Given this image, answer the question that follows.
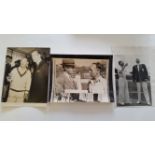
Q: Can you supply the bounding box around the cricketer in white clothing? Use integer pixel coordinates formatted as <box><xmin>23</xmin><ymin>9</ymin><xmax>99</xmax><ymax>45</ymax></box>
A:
<box><xmin>7</xmin><ymin>58</ymin><xmax>32</xmax><ymax>103</ymax></box>
<box><xmin>88</xmin><ymin>63</ymin><xmax>109</xmax><ymax>102</ymax></box>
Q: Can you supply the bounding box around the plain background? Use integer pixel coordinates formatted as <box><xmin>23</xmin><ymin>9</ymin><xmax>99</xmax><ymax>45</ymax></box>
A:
<box><xmin>0</xmin><ymin>34</ymin><xmax>155</xmax><ymax>121</ymax></box>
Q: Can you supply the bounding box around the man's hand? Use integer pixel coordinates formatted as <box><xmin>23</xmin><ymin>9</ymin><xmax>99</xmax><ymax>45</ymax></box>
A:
<box><xmin>24</xmin><ymin>92</ymin><xmax>29</xmax><ymax>102</ymax></box>
<box><xmin>7</xmin><ymin>75</ymin><xmax>12</xmax><ymax>82</ymax></box>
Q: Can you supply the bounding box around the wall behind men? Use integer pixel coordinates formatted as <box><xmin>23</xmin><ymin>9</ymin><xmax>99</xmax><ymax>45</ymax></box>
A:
<box><xmin>0</xmin><ymin>34</ymin><xmax>155</xmax><ymax>121</ymax></box>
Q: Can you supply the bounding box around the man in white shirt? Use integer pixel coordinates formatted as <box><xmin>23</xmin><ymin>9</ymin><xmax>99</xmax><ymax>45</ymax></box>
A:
<box><xmin>7</xmin><ymin>58</ymin><xmax>32</xmax><ymax>103</ymax></box>
<box><xmin>88</xmin><ymin>63</ymin><xmax>109</xmax><ymax>102</ymax></box>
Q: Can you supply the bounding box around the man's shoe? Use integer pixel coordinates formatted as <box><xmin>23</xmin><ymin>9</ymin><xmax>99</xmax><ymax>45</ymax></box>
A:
<box><xmin>136</xmin><ymin>101</ymin><xmax>141</xmax><ymax>104</ymax></box>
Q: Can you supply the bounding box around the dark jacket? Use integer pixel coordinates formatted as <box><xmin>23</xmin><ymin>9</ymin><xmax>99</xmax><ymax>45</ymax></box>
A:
<box><xmin>132</xmin><ymin>64</ymin><xmax>149</xmax><ymax>82</ymax></box>
<box><xmin>28</xmin><ymin>61</ymin><xmax>49</xmax><ymax>103</ymax></box>
<box><xmin>4</xmin><ymin>63</ymin><xmax>12</xmax><ymax>85</ymax></box>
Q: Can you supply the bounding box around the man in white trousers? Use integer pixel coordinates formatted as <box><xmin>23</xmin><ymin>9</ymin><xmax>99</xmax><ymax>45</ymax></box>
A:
<box><xmin>132</xmin><ymin>58</ymin><xmax>151</xmax><ymax>105</ymax></box>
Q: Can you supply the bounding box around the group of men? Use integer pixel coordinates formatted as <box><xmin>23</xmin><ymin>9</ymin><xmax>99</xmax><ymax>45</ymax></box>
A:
<box><xmin>4</xmin><ymin>53</ymin><xmax>150</xmax><ymax>104</ymax></box>
<box><xmin>117</xmin><ymin>58</ymin><xmax>151</xmax><ymax>105</ymax></box>
<box><xmin>55</xmin><ymin>59</ymin><xmax>108</xmax><ymax>102</ymax></box>
<box><xmin>2</xmin><ymin>50</ymin><xmax>49</xmax><ymax>103</ymax></box>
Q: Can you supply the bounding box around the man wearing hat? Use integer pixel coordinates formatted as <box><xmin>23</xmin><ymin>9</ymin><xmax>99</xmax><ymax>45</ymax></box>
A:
<box><xmin>55</xmin><ymin>59</ymin><xmax>78</xmax><ymax>102</ymax></box>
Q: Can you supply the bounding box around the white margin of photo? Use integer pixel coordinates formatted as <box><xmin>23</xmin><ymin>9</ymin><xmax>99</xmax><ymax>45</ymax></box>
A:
<box><xmin>112</xmin><ymin>47</ymin><xmax>153</xmax><ymax>108</ymax></box>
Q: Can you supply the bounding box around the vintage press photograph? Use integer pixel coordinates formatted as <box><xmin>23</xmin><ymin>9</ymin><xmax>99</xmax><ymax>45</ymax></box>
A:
<box><xmin>114</xmin><ymin>54</ymin><xmax>152</xmax><ymax>106</ymax></box>
<box><xmin>50</xmin><ymin>55</ymin><xmax>114</xmax><ymax>103</ymax></box>
<box><xmin>1</xmin><ymin>47</ymin><xmax>50</xmax><ymax>104</ymax></box>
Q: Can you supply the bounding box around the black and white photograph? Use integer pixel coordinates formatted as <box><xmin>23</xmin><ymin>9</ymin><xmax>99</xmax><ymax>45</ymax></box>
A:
<box><xmin>50</xmin><ymin>55</ymin><xmax>114</xmax><ymax>103</ymax></box>
<box><xmin>1</xmin><ymin>47</ymin><xmax>50</xmax><ymax>104</ymax></box>
<box><xmin>114</xmin><ymin>54</ymin><xmax>152</xmax><ymax>107</ymax></box>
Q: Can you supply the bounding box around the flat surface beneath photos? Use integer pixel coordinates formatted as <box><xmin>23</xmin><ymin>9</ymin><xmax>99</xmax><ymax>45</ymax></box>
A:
<box><xmin>1</xmin><ymin>35</ymin><xmax>155</xmax><ymax>121</ymax></box>
<box><xmin>0</xmin><ymin>102</ymin><xmax>155</xmax><ymax>121</ymax></box>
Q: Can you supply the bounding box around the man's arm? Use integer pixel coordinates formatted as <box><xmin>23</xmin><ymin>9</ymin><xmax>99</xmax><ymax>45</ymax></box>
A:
<box><xmin>25</xmin><ymin>71</ymin><xmax>32</xmax><ymax>101</ymax></box>
<box><xmin>7</xmin><ymin>69</ymin><xmax>15</xmax><ymax>82</ymax></box>
<box><xmin>55</xmin><ymin>76</ymin><xmax>64</xmax><ymax>94</ymax></box>
<box><xmin>142</xmin><ymin>64</ymin><xmax>149</xmax><ymax>80</ymax></box>
<box><xmin>132</xmin><ymin>66</ymin><xmax>136</xmax><ymax>82</ymax></box>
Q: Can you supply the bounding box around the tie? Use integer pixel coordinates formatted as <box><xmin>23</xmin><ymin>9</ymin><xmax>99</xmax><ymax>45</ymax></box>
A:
<box><xmin>137</xmin><ymin>65</ymin><xmax>140</xmax><ymax>71</ymax></box>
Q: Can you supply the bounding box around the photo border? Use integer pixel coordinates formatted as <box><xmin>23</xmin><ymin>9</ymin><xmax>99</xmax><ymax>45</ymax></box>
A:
<box><xmin>1</xmin><ymin>47</ymin><xmax>51</xmax><ymax>107</ymax></box>
<box><xmin>49</xmin><ymin>54</ymin><xmax>114</xmax><ymax>103</ymax></box>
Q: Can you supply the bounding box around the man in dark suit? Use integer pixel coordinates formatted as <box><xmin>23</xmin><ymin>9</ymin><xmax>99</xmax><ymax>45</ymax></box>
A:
<box><xmin>2</xmin><ymin>55</ymin><xmax>12</xmax><ymax>102</ymax></box>
<box><xmin>132</xmin><ymin>58</ymin><xmax>151</xmax><ymax>105</ymax></box>
<box><xmin>28</xmin><ymin>50</ymin><xmax>49</xmax><ymax>103</ymax></box>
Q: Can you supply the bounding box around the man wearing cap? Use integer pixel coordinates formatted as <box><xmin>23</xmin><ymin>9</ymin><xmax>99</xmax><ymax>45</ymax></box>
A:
<box><xmin>55</xmin><ymin>59</ymin><xmax>78</xmax><ymax>102</ymax></box>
